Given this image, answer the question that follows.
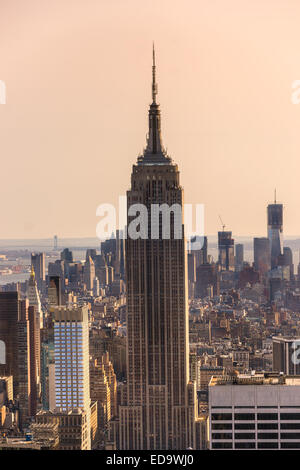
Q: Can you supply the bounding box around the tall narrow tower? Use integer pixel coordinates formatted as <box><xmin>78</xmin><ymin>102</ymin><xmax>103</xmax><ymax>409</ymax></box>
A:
<box><xmin>119</xmin><ymin>47</ymin><xmax>196</xmax><ymax>450</ymax></box>
<box><xmin>27</xmin><ymin>267</ymin><xmax>42</xmax><ymax>328</ymax></box>
<box><xmin>53</xmin><ymin>305</ymin><xmax>91</xmax><ymax>448</ymax></box>
<box><xmin>31</xmin><ymin>252</ymin><xmax>45</xmax><ymax>291</ymax></box>
<box><xmin>267</xmin><ymin>192</ymin><xmax>283</xmax><ymax>269</ymax></box>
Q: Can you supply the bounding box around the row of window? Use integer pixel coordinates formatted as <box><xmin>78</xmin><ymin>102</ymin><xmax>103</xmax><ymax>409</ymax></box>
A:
<box><xmin>212</xmin><ymin>432</ymin><xmax>300</xmax><ymax>440</ymax></box>
<box><xmin>56</xmin><ymin>402</ymin><xmax>84</xmax><ymax>405</ymax></box>
<box><xmin>211</xmin><ymin>406</ymin><xmax>300</xmax><ymax>409</ymax></box>
<box><xmin>54</xmin><ymin>342</ymin><xmax>83</xmax><ymax>345</ymax></box>
<box><xmin>55</xmin><ymin>385</ymin><xmax>84</xmax><ymax>389</ymax></box>
<box><xmin>212</xmin><ymin>422</ymin><xmax>300</xmax><ymax>430</ymax></box>
<box><xmin>212</xmin><ymin>442</ymin><xmax>300</xmax><ymax>449</ymax></box>
<box><xmin>212</xmin><ymin>413</ymin><xmax>300</xmax><ymax>421</ymax></box>
<box><xmin>54</xmin><ymin>324</ymin><xmax>83</xmax><ymax>328</ymax></box>
<box><xmin>55</xmin><ymin>365</ymin><xmax>84</xmax><ymax>369</ymax></box>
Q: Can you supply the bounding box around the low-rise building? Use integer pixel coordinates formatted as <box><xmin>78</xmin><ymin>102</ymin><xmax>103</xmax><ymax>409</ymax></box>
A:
<box><xmin>209</xmin><ymin>372</ymin><xmax>300</xmax><ymax>450</ymax></box>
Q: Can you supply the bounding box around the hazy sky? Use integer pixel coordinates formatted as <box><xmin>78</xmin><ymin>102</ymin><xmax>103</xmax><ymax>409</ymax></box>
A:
<box><xmin>1</xmin><ymin>0</ymin><xmax>300</xmax><ymax>239</ymax></box>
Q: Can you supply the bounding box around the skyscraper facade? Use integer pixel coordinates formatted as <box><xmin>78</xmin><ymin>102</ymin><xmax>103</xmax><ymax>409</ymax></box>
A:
<box><xmin>53</xmin><ymin>305</ymin><xmax>91</xmax><ymax>448</ymax></box>
<box><xmin>18</xmin><ymin>299</ymin><xmax>31</xmax><ymax>427</ymax></box>
<box><xmin>31</xmin><ymin>252</ymin><xmax>45</xmax><ymax>291</ymax></box>
<box><xmin>27</xmin><ymin>267</ymin><xmax>43</xmax><ymax>329</ymax></box>
<box><xmin>28</xmin><ymin>305</ymin><xmax>41</xmax><ymax>417</ymax></box>
<box><xmin>116</xmin><ymin>229</ymin><xmax>125</xmax><ymax>278</ymax></box>
<box><xmin>283</xmin><ymin>247</ymin><xmax>294</xmax><ymax>280</ymax></box>
<box><xmin>272</xmin><ymin>336</ymin><xmax>300</xmax><ymax>375</ymax></box>
<box><xmin>0</xmin><ymin>292</ymin><xmax>20</xmax><ymax>390</ymax></box>
<box><xmin>254</xmin><ymin>237</ymin><xmax>270</xmax><ymax>279</ymax></box>
<box><xmin>209</xmin><ymin>373</ymin><xmax>300</xmax><ymax>450</ymax></box>
<box><xmin>235</xmin><ymin>244</ymin><xmax>244</xmax><ymax>271</ymax></box>
<box><xmin>218</xmin><ymin>231</ymin><xmax>235</xmax><ymax>271</ymax></box>
<box><xmin>83</xmin><ymin>256</ymin><xmax>95</xmax><ymax>292</ymax></box>
<box><xmin>48</xmin><ymin>276</ymin><xmax>62</xmax><ymax>306</ymax></box>
<box><xmin>119</xmin><ymin>49</ymin><xmax>196</xmax><ymax>450</ymax></box>
<box><xmin>195</xmin><ymin>263</ymin><xmax>220</xmax><ymax>298</ymax></box>
<box><xmin>267</xmin><ymin>201</ymin><xmax>283</xmax><ymax>269</ymax></box>
<box><xmin>191</xmin><ymin>236</ymin><xmax>208</xmax><ymax>268</ymax></box>
<box><xmin>53</xmin><ymin>305</ymin><xmax>90</xmax><ymax>412</ymax></box>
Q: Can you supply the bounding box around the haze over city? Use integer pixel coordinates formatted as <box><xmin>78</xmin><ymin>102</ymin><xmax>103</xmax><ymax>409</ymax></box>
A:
<box><xmin>1</xmin><ymin>0</ymin><xmax>300</xmax><ymax>238</ymax></box>
<box><xmin>4</xmin><ymin>0</ymin><xmax>300</xmax><ymax>456</ymax></box>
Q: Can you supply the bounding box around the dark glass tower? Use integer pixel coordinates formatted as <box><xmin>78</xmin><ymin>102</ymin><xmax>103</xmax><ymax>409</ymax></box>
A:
<box><xmin>267</xmin><ymin>197</ymin><xmax>283</xmax><ymax>269</ymax></box>
<box><xmin>254</xmin><ymin>237</ymin><xmax>271</xmax><ymax>279</ymax></box>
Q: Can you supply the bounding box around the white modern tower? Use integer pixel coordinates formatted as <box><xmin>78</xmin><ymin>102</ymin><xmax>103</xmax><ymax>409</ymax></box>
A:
<box><xmin>53</xmin><ymin>305</ymin><xmax>91</xmax><ymax>448</ymax></box>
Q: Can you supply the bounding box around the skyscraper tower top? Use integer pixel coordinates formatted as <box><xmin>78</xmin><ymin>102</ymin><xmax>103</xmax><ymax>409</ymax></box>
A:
<box><xmin>267</xmin><ymin>194</ymin><xmax>283</xmax><ymax>269</ymax></box>
<box><xmin>137</xmin><ymin>46</ymin><xmax>172</xmax><ymax>166</ymax></box>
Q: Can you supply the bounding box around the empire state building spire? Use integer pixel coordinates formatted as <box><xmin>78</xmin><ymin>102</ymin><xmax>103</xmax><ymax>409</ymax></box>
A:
<box><xmin>152</xmin><ymin>43</ymin><xmax>158</xmax><ymax>104</ymax></box>
<box><xmin>137</xmin><ymin>45</ymin><xmax>171</xmax><ymax>165</ymax></box>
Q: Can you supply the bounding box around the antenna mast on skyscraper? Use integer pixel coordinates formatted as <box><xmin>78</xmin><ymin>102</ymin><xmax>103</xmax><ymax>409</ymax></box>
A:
<box><xmin>152</xmin><ymin>42</ymin><xmax>157</xmax><ymax>104</ymax></box>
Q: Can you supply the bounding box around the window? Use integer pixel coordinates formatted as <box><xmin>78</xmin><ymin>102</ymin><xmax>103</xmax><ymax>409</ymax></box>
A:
<box><xmin>280</xmin><ymin>413</ymin><xmax>300</xmax><ymax>420</ymax></box>
<box><xmin>212</xmin><ymin>433</ymin><xmax>232</xmax><ymax>440</ymax></box>
<box><xmin>281</xmin><ymin>442</ymin><xmax>300</xmax><ymax>449</ymax></box>
<box><xmin>235</xmin><ymin>423</ymin><xmax>255</xmax><ymax>430</ymax></box>
<box><xmin>258</xmin><ymin>423</ymin><xmax>278</xmax><ymax>430</ymax></box>
<box><xmin>257</xmin><ymin>413</ymin><xmax>278</xmax><ymax>420</ymax></box>
<box><xmin>234</xmin><ymin>413</ymin><xmax>255</xmax><ymax>421</ymax></box>
<box><xmin>235</xmin><ymin>433</ymin><xmax>255</xmax><ymax>440</ymax></box>
<box><xmin>211</xmin><ymin>413</ymin><xmax>232</xmax><ymax>421</ymax></box>
<box><xmin>212</xmin><ymin>423</ymin><xmax>232</xmax><ymax>430</ymax></box>
<box><xmin>212</xmin><ymin>442</ymin><xmax>232</xmax><ymax>449</ymax></box>
<box><xmin>281</xmin><ymin>423</ymin><xmax>300</xmax><ymax>429</ymax></box>
<box><xmin>281</xmin><ymin>433</ymin><xmax>300</xmax><ymax>439</ymax></box>
<box><xmin>257</xmin><ymin>433</ymin><xmax>278</xmax><ymax>439</ymax></box>
<box><xmin>258</xmin><ymin>442</ymin><xmax>278</xmax><ymax>449</ymax></box>
<box><xmin>235</xmin><ymin>442</ymin><xmax>255</xmax><ymax>449</ymax></box>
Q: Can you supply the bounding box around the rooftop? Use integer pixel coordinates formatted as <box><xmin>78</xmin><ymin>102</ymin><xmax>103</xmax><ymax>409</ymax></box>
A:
<box><xmin>209</xmin><ymin>373</ymin><xmax>300</xmax><ymax>387</ymax></box>
<box><xmin>273</xmin><ymin>336</ymin><xmax>300</xmax><ymax>342</ymax></box>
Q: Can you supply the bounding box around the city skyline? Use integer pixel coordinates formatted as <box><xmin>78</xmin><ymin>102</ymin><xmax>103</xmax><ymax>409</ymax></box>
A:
<box><xmin>1</xmin><ymin>0</ymin><xmax>300</xmax><ymax>238</ymax></box>
<box><xmin>3</xmin><ymin>1</ymin><xmax>300</xmax><ymax>455</ymax></box>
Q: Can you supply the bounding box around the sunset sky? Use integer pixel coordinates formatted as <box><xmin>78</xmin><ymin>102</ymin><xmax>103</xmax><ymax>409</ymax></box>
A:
<box><xmin>1</xmin><ymin>0</ymin><xmax>300</xmax><ymax>239</ymax></box>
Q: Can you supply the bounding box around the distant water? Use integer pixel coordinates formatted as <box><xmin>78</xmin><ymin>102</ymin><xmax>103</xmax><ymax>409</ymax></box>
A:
<box><xmin>0</xmin><ymin>236</ymin><xmax>299</xmax><ymax>286</ymax></box>
<box><xmin>0</xmin><ymin>273</ymin><xmax>30</xmax><ymax>286</ymax></box>
<box><xmin>0</xmin><ymin>238</ymin><xmax>101</xmax><ymax>286</ymax></box>
<box><xmin>0</xmin><ymin>237</ymin><xmax>100</xmax><ymax>251</ymax></box>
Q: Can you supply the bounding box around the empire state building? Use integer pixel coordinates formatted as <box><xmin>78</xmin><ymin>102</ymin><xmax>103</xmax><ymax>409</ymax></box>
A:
<box><xmin>119</xmin><ymin>48</ymin><xmax>197</xmax><ymax>450</ymax></box>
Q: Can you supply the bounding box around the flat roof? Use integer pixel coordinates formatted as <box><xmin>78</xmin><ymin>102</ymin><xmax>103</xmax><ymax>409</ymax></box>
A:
<box><xmin>209</xmin><ymin>374</ymin><xmax>300</xmax><ymax>387</ymax></box>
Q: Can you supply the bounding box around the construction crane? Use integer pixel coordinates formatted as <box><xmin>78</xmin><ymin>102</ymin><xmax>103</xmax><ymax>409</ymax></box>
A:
<box><xmin>219</xmin><ymin>215</ymin><xmax>225</xmax><ymax>231</ymax></box>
